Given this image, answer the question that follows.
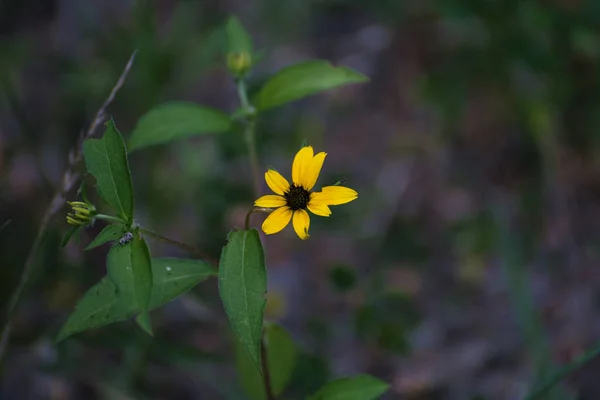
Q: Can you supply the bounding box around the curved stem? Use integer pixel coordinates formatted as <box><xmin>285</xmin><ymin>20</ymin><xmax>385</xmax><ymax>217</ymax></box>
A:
<box><xmin>138</xmin><ymin>228</ymin><xmax>218</xmax><ymax>266</ymax></box>
<box><xmin>245</xmin><ymin>207</ymin><xmax>271</xmax><ymax>230</ymax></box>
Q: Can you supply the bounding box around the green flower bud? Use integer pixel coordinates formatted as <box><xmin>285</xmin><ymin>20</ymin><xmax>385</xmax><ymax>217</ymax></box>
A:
<box><xmin>227</xmin><ymin>51</ymin><xmax>252</xmax><ymax>77</ymax></box>
<box><xmin>66</xmin><ymin>201</ymin><xmax>96</xmax><ymax>226</ymax></box>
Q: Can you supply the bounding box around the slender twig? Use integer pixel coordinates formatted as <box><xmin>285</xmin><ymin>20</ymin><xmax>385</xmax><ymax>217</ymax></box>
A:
<box><xmin>245</xmin><ymin>207</ymin><xmax>271</xmax><ymax>230</ymax></box>
<box><xmin>236</xmin><ymin>79</ymin><xmax>261</xmax><ymax>196</ymax></box>
<box><xmin>0</xmin><ymin>51</ymin><xmax>137</xmax><ymax>367</ymax></box>
<box><xmin>138</xmin><ymin>228</ymin><xmax>218</xmax><ymax>266</ymax></box>
<box><xmin>523</xmin><ymin>342</ymin><xmax>600</xmax><ymax>400</ymax></box>
<box><xmin>261</xmin><ymin>338</ymin><xmax>275</xmax><ymax>400</ymax></box>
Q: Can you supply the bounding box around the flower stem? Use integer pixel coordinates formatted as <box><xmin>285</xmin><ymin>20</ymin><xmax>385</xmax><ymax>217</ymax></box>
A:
<box><xmin>261</xmin><ymin>337</ymin><xmax>275</xmax><ymax>400</ymax></box>
<box><xmin>245</xmin><ymin>207</ymin><xmax>271</xmax><ymax>230</ymax></box>
<box><xmin>95</xmin><ymin>214</ymin><xmax>126</xmax><ymax>224</ymax></box>
<box><xmin>236</xmin><ymin>79</ymin><xmax>261</xmax><ymax>197</ymax></box>
<box><xmin>138</xmin><ymin>227</ymin><xmax>218</xmax><ymax>265</ymax></box>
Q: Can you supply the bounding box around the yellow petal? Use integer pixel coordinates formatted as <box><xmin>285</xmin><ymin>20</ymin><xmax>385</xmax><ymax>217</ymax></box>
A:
<box><xmin>292</xmin><ymin>209</ymin><xmax>310</xmax><ymax>240</ymax></box>
<box><xmin>262</xmin><ymin>206</ymin><xmax>292</xmax><ymax>235</ymax></box>
<box><xmin>304</xmin><ymin>152</ymin><xmax>327</xmax><ymax>190</ymax></box>
<box><xmin>254</xmin><ymin>195</ymin><xmax>287</xmax><ymax>208</ymax></box>
<box><xmin>291</xmin><ymin>146</ymin><xmax>314</xmax><ymax>188</ymax></box>
<box><xmin>310</xmin><ymin>186</ymin><xmax>358</xmax><ymax>206</ymax></box>
<box><xmin>265</xmin><ymin>169</ymin><xmax>290</xmax><ymax>195</ymax></box>
<box><xmin>307</xmin><ymin>202</ymin><xmax>332</xmax><ymax>217</ymax></box>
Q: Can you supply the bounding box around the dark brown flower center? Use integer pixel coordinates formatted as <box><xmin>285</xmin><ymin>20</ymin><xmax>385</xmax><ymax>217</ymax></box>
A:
<box><xmin>284</xmin><ymin>184</ymin><xmax>310</xmax><ymax>210</ymax></box>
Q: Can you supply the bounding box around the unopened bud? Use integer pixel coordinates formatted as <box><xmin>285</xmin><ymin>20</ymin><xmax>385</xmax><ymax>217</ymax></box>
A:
<box><xmin>227</xmin><ymin>51</ymin><xmax>252</xmax><ymax>77</ymax></box>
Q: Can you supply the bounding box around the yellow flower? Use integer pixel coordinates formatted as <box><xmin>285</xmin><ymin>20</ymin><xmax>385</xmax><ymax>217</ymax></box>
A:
<box><xmin>254</xmin><ymin>145</ymin><xmax>358</xmax><ymax>240</ymax></box>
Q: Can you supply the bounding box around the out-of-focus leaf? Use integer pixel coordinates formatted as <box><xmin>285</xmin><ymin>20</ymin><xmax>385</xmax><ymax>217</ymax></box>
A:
<box><xmin>225</xmin><ymin>16</ymin><xmax>253</xmax><ymax>54</ymax></box>
<box><xmin>56</xmin><ymin>257</ymin><xmax>215</xmax><ymax>341</ymax></box>
<box><xmin>308</xmin><ymin>375</ymin><xmax>389</xmax><ymax>400</ymax></box>
<box><xmin>61</xmin><ymin>226</ymin><xmax>83</xmax><ymax>248</ymax></box>
<box><xmin>83</xmin><ymin>119</ymin><xmax>134</xmax><ymax>221</ymax></box>
<box><xmin>253</xmin><ymin>60</ymin><xmax>369</xmax><ymax>111</ymax></box>
<box><xmin>128</xmin><ymin>102</ymin><xmax>232</xmax><ymax>151</ymax></box>
<box><xmin>237</xmin><ymin>323</ymin><xmax>298</xmax><ymax>400</ymax></box>
<box><xmin>218</xmin><ymin>229</ymin><xmax>267</xmax><ymax>370</ymax></box>
<box><xmin>85</xmin><ymin>224</ymin><xmax>126</xmax><ymax>250</ymax></box>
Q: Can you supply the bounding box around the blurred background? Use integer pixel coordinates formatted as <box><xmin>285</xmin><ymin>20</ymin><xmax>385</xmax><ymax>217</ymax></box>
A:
<box><xmin>3</xmin><ymin>0</ymin><xmax>600</xmax><ymax>399</ymax></box>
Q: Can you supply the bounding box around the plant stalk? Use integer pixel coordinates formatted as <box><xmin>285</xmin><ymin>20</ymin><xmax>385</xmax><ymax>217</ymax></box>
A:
<box><xmin>261</xmin><ymin>337</ymin><xmax>275</xmax><ymax>400</ymax></box>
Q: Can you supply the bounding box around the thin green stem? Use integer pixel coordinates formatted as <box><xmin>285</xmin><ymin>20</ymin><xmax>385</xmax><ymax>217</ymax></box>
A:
<box><xmin>523</xmin><ymin>342</ymin><xmax>600</xmax><ymax>399</ymax></box>
<box><xmin>95</xmin><ymin>214</ymin><xmax>126</xmax><ymax>224</ymax></box>
<box><xmin>236</xmin><ymin>79</ymin><xmax>261</xmax><ymax>197</ymax></box>
<box><xmin>236</xmin><ymin>79</ymin><xmax>251</xmax><ymax>111</ymax></box>
<box><xmin>493</xmin><ymin>199</ymin><xmax>571</xmax><ymax>400</ymax></box>
<box><xmin>138</xmin><ymin>227</ymin><xmax>218</xmax><ymax>266</ymax></box>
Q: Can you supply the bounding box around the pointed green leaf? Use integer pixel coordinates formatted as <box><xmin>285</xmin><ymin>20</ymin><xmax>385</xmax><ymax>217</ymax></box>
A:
<box><xmin>135</xmin><ymin>313</ymin><xmax>153</xmax><ymax>336</ymax></box>
<box><xmin>149</xmin><ymin>258</ymin><xmax>216</xmax><ymax>307</ymax></box>
<box><xmin>237</xmin><ymin>323</ymin><xmax>298</xmax><ymax>400</ymax></box>
<box><xmin>128</xmin><ymin>102</ymin><xmax>232</xmax><ymax>151</ymax></box>
<box><xmin>56</xmin><ymin>257</ymin><xmax>216</xmax><ymax>342</ymax></box>
<box><xmin>83</xmin><ymin>119</ymin><xmax>134</xmax><ymax>221</ymax></box>
<box><xmin>253</xmin><ymin>60</ymin><xmax>369</xmax><ymax>111</ymax></box>
<box><xmin>130</xmin><ymin>234</ymin><xmax>153</xmax><ymax>320</ymax></box>
<box><xmin>226</xmin><ymin>16</ymin><xmax>253</xmax><ymax>54</ymax></box>
<box><xmin>218</xmin><ymin>229</ymin><xmax>267</xmax><ymax>371</ymax></box>
<box><xmin>61</xmin><ymin>226</ymin><xmax>83</xmax><ymax>248</ymax></box>
<box><xmin>308</xmin><ymin>375</ymin><xmax>389</xmax><ymax>400</ymax></box>
<box><xmin>85</xmin><ymin>224</ymin><xmax>126</xmax><ymax>250</ymax></box>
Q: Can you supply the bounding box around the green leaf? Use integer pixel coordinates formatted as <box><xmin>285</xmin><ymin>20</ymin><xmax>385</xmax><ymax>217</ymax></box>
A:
<box><xmin>128</xmin><ymin>102</ymin><xmax>232</xmax><ymax>151</ymax></box>
<box><xmin>253</xmin><ymin>60</ymin><xmax>369</xmax><ymax>111</ymax></box>
<box><xmin>149</xmin><ymin>258</ymin><xmax>216</xmax><ymax>306</ymax></box>
<box><xmin>218</xmin><ymin>229</ymin><xmax>267</xmax><ymax>371</ymax></box>
<box><xmin>135</xmin><ymin>313</ymin><xmax>153</xmax><ymax>336</ymax></box>
<box><xmin>130</xmin><ymin>234</ymin><xmax>153</xmax><ymax>330</ymax></box>
<box><xmin>236</xmin><ymin>323</ymin><xmax>298</xmax><ymax>400</ymax></box>
<box><xmin>83</xmin><ymin>119</ymin><xmax>134</xmax><ymax>221</ymax></box>
<box><xmin>85</xmin><ymin>224</ymin><xmax>126</xmax><ymax>250</ymax></box>
<box><xmin>225</xmin><ymin>16</ymin><xmax>253</xmax><ymax>54</ymax></box>
<box><xmin>57</xmin><ymin>257</ymin><xmax>216</xmax><ymax>342</ymax></box>
<box><xmin>61</xmin><ymin>226</ymin><xmax>83</xmax><ymax>248</ymax></box>
<box><xmin>308</xmin><ymin>375</ymin><xmax>389</xmax><ymax>400</ymax></box>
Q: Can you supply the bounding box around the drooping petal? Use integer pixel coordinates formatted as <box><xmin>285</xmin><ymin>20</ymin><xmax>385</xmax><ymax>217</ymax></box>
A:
<box><xmin>265</xmin><ymin>169</ymin><xmax>290</xmax><ymax>195</ymax></box>
<box><xmin>304</xmin><ymin>152</ymin><xmax>327</xmax><ymax>190</ymax></box>
<box><xmin>291</xmin><ymin>146</ymin><xmax>314</xmax><ymax>188</ymax></box>
<box><xmin>254</xmin><ymin>195</ymin><xmax>287</xmax><ymax>208</ymax></box>
<box><xmin>292</xmin><ymin>209</ymin><xmax>310</xmax><ymax>240</ymax></box>
<box><xmin>310</xmin><ymin>186</ymin><xmax>358</xmax><ymax>206</ymax></box>
<box><xmin>307</xmin><ymin>201</ymin><xmax>332</xmax><ymax>217</ymax></box>
<box><xmin>262</xmin><ymin>206</ymin><xmax>293</xmax><ymax>235</ymax></box>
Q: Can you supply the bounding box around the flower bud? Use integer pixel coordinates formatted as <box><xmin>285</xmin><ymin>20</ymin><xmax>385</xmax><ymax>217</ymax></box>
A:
<box><xmin>66</xmin><ymin>201</ymin><xmax>96</xmax><ymax>226</ymax></box>
<box><xmin>227</xmin><ymin>51</ymin><xmax>252</xmax><ymax>77</ymax></box>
